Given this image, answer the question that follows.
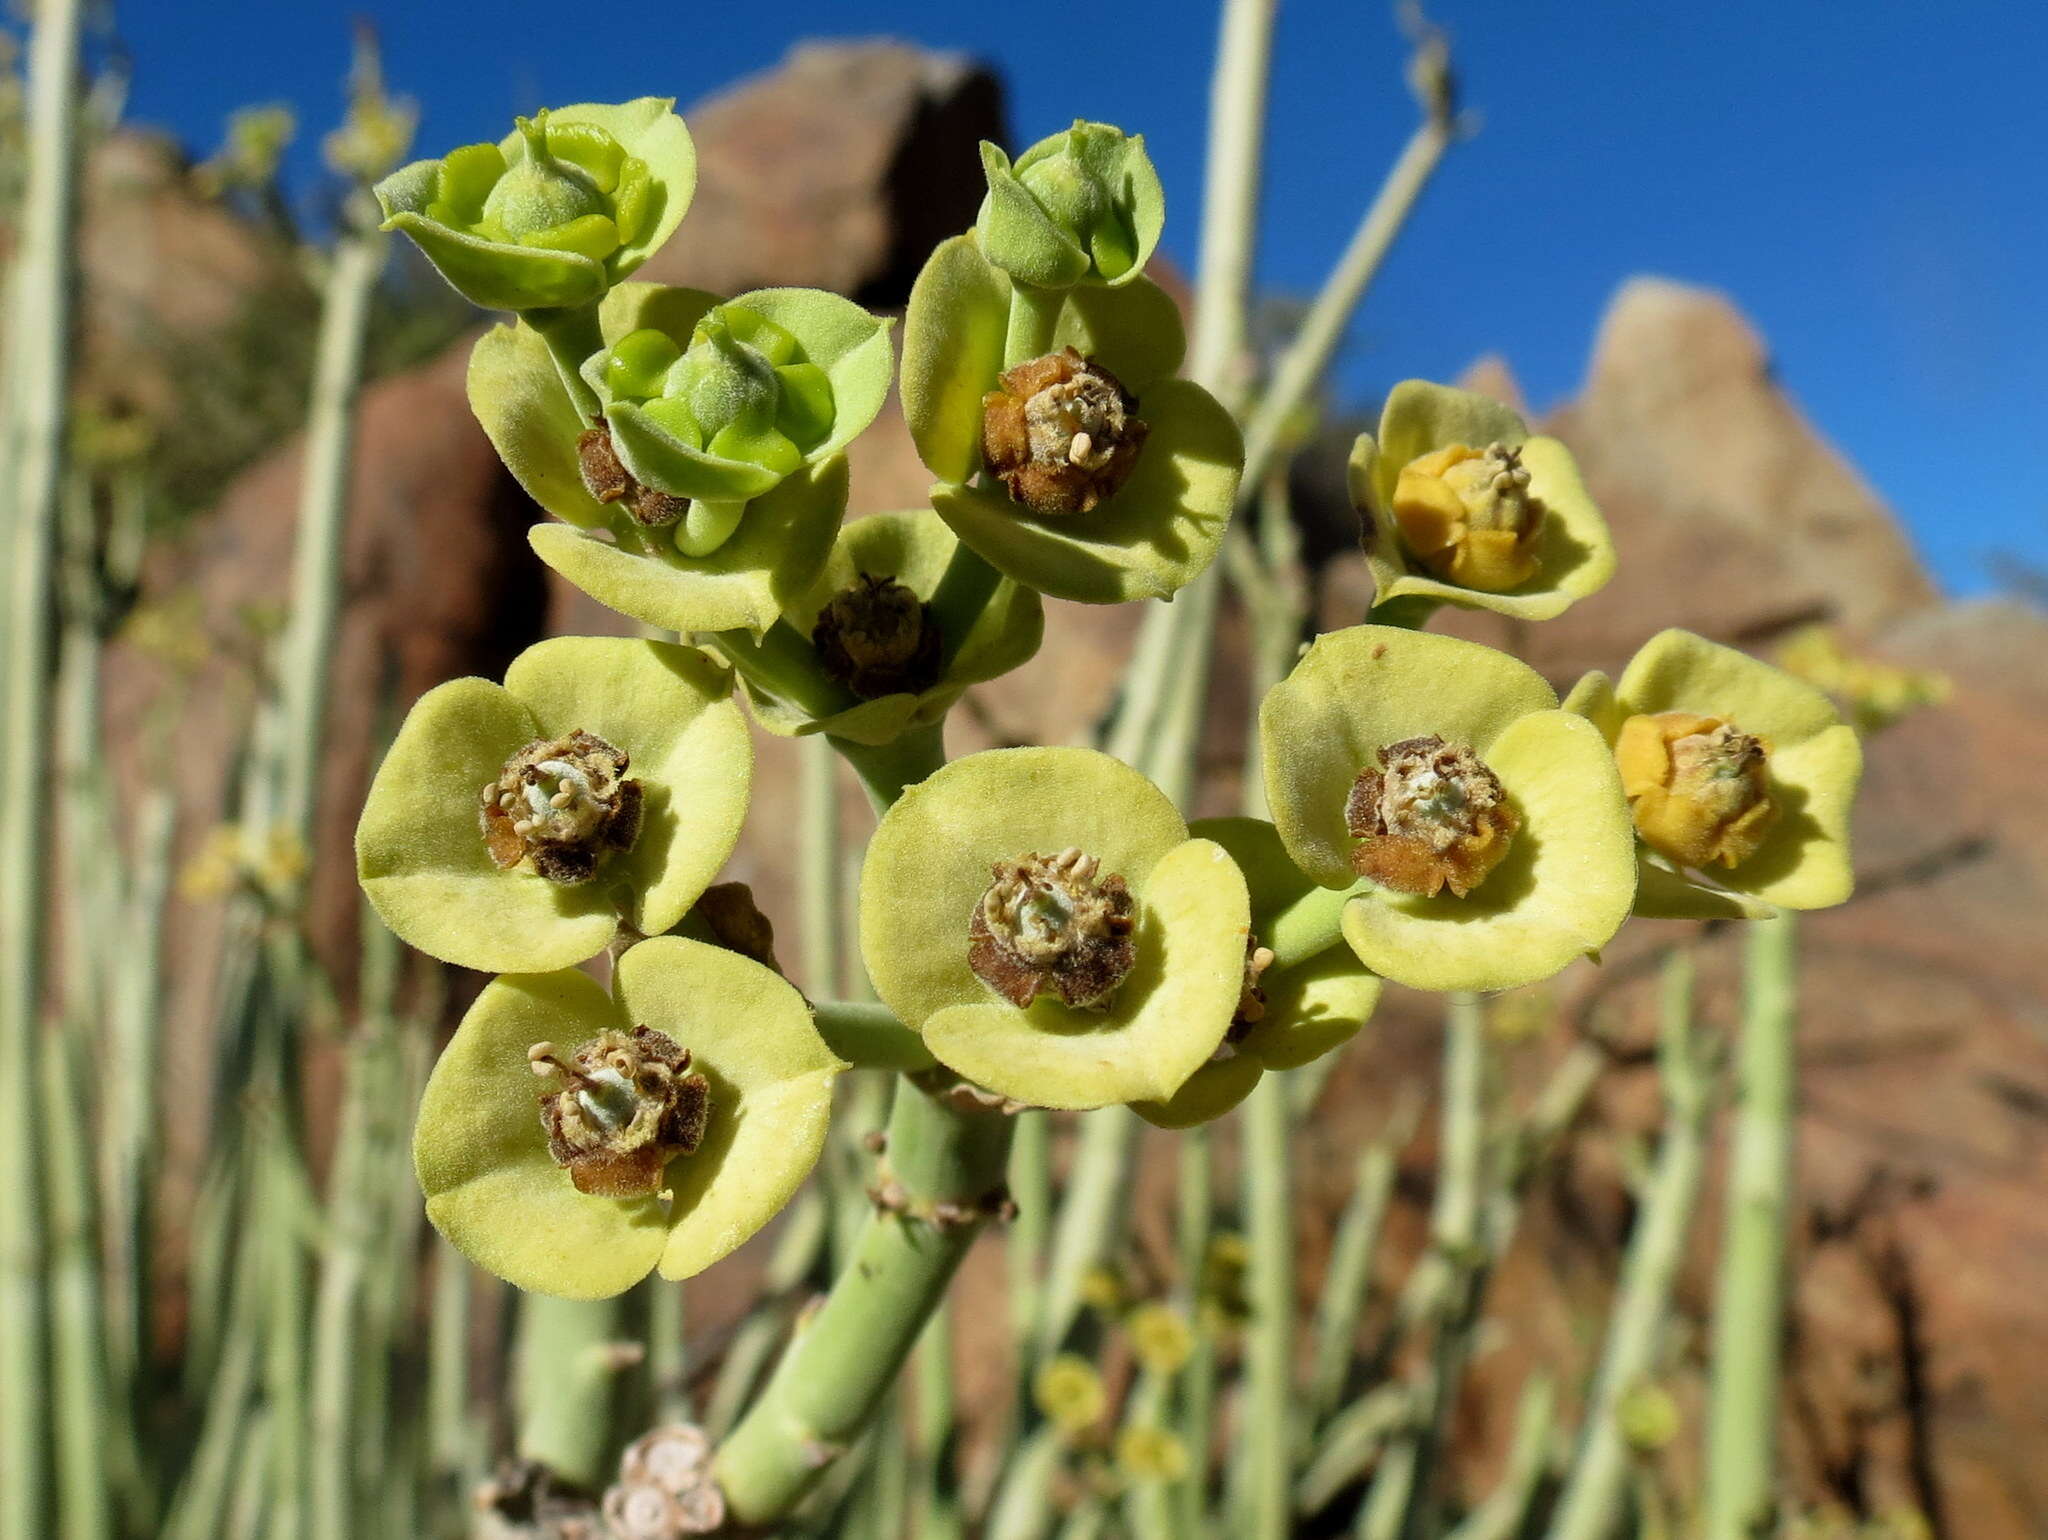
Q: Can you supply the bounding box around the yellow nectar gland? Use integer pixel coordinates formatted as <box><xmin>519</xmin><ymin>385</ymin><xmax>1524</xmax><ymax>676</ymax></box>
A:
<box><xmin>479</xmin><ymin>729</ymin><xmax>643</xmax><ymax>886</ymax></box>
<box><xmin>1346</xmin><ymin>735</ymin><xmax>1520</xmax><ymax>899</ymax></box>
<box><xmin>981</xmin><ymin>347</ymin><xmax>1149</xmax><ymax>516</ymax></box>
<box><xmin>528</xmin><ymin>1026</ymin><xmax>710</xmax><ymax>1199</ymax></box>
<box><xmin>1615</xmin><ymin>711</ymin><xmax>1776</xmax><ymax>871</ymax></box>
<box><xmin>969</xmin><ymin>847</ymin><xmax>1137</xmax><ymax>1010</ymax></box>
<box><xmin>1391</xmin><ymin>441</ymin><xmax>1544</xmax><ymax>592</ymax></box>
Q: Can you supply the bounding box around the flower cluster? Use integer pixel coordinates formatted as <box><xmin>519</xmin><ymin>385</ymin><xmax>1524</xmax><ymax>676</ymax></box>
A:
<box><xmin>364</xmin><ymin>103</ymin><xmax>1862</xmax><ymax>1305</ymax></box>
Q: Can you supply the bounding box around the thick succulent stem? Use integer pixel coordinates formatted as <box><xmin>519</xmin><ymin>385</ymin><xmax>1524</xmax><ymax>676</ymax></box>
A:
<box><xmin>528</xmin><ymin>301</ymin><xmax>607</xmax><ymax>424</ymax></box>
<box><xmin>831</xmin><ymin>720</ymin><xmax>948</xmax><ymax>812</ymax></box>
<box><xmin>516</xmin><ymin>1291</ymin><xmax>626</xmax><ymax>1489</ymax></box>
<box><xmin>1703</xmin><ymin>914</ymin><xmax>1799</xmax><ymax>1539</ymax></box>
<box><xmin>712</xmin><ymin>1081</ymin><xmax>1016</xmax><ymax>1523</ymax></box>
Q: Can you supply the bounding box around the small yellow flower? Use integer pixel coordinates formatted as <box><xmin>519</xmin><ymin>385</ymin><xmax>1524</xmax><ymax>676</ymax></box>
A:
<box><xmin>1033</xmin><ymin>1355</ymin><xmax>1108</xmax><ymax>1435</ymax></box>
<box><xmin>1616</xmin><ymin>1380</ymin><xmax>1680</xmax><ymax>1453</ymax></box>
<box><xmin>1391</xmin><ymin>441</ymin><xmax>1543</xmax><ymax>591</ymax></box>
<box><xmin>1079</xmin><ymin>1265</ymin><xmax>1130</xmax><ymax>1316</ymax></box>
<box><xmin>1124</xmin><ymin>1303</ymin><xmax>1195</xmax><ymax>1376</ymax></box>
<box><xmin>1114</xmin><ymin>1425</ymin><xmax>1189</xmax><ymax>1484</ymax></box>
<box><xmin>1566</xmin><ymin>629</ymin><xmax>1861</xmax><ymax>917</ymax></box>
<box><xmin>1775</xmin><ymin>624</ymin><xmax>1949</xmax><ymax>736</ymax></box>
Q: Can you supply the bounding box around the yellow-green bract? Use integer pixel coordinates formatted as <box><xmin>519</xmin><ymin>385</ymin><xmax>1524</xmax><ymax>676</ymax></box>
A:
<box><xmin>727</xmin><ymin>509</ymin><xmax>1044</xmax><ymax>747</ymax></box>
<box><xmin>860</xmin><ymin>747</ymin><xmax>1251</xmax><ymax>1109</ymax></box>
<box><xmin>1132</xmin><ymin>817</ymin><xmax>1382</xmax><ymax>1130</ymax></box>
<box><xmin>413</xmin><ymin>939</ymin><xmax>843</xmax><ymax>1298</ymax></box>
<box><xmin>375</xmin><ymin>99</ymin><xmax>696</xmax><ymax>312</ymax></box>
<box><xmin>901</xmin><ymin>234</ymin><xmax>1241</xmax><ymax>604</ymax></box>
<box><xmin>355</xmin><ymin>637</ymin><xmax>750</xmax><ymax>973</ymax></box>
<box><xmin>1261</xmin><ymin>626</ymin><xmax>1637</xmax><ymax>993</ymax></box>
<box><xmin>1350</xmin><ymin>379</ymin><xmax>1615</xmax><ymax>622</ymax></box>
<box><xmin>1565</xmin><ymin>628</ymin><xmax>1861</xmax><ymax>917</ymax></box>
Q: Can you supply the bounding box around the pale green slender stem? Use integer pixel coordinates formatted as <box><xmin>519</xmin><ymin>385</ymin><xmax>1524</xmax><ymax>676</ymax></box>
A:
<box><xmin>1033</xmin><ymin>1107</ymin><xmax>1141</xmax><ymax>1362</ymax></box>
<box><xmin>427</xmin><ymin>1240</ymin><xmax>473</xmax><ymax>1494</ymax></box>
<box><xmin>808</xmin><ymin>1002</ymin><xmax>934</xmax><ymax>1072</ymax></box>
<box><xmin>1309</xmin><ymin>1116</ymin><xmax>1407</xmax><ymax>1420</ymax></box>
<box><xmin>914</xmin><ymin>1303</ymin><xmax>965</xmax><ymax>1539</ymax></box>
<box><xmin>1446</xmin><ymin>1374</ymin><xmax>1557</xmax><ymax>1540</ymax></box>
<box><xmin>927</xmin><ymin>541</ymin><xmax>1006</xmax><ymax>675</ymax></box>
<box><xmin>1002</xmin><ymin>282</ymin><xmax>1064</xmax><ymax>369</ymax></box>
<box><xmin>704</xmin><ymin>1189</ymin><xmax>829</xmax><ymax>1439</ymax></box>
<box><xmin>0</xmin><ymin>0</ymin><xmax>83</xmax><ymax>1526</ymax></box>
<box><xmin>1174</xmin><ymin>1126</ymin><xmax>1216</xmax><ymax>1540</ymax></box>
<box><xmin>1187</xmin><ymin>0</ymin><xmax>1277</xmax><ymax>402</ymax></box>
<box><xmin>1704</xmin><ymin>914</ymin><xmax>1799</xmax><ymax>1540</ymax></box>
<box><xmin>1549</xmin><ymin>952</ymin><xmax>1709</xmax><ymax>1540</ymax></box>
<box><xmin>1297</xmin><ymin>1383</ymin><xmax>1411</xmax><ymax>1519</ymax></box>
<box><xmin>275</xmin><ymin>197</ymin><xmax>386</xmax><ymax>845</ymax></box>
<box><xmin>1239</xmin><ymin>104</ymin><xmax>1454</xmax><ymax>493</ymax></box>
<box><xmin>713</xmin><ymin>1083</ymin><xmax>1016</xmax><ymax>1523</ymax></box>
<box><xmin>1240</xmin><ymin>1071</ymin><xmax>1295</xmax><ymax>1540</ymax></box>
<box><xmin>42</xmin><ymin>1030</ymin><xmax>112</xmax><ymax>1540</ymax></box>
<box><xmin>832</xmin><ymin>720</ymin><xmax>948</xmax><ymax>812</ymax></box>
<box><xmin>1398</xmin><ymin>992</ymin><xmax>1490</xmax><ymax>1540</ymax></box>
<box><xmin>985</xmin><ymin>1428</ymin><xmax>1062</xmax><ymax>1540</ymax></box>
<box><xmin>528</xmin><ymin>302</ymin><xmax>606</xmax><ymax>423</ymax></box>
<box><xmin>646</xmin><ymin>1278</ymin><xmax>692</xmax><ymax>1423</ymax></box>
<box><xmin>1121</xmin><ymin>1370</ymin><xmax>1181</xmax><ymax>1540</ymax></box>
<box><xmin>1007</xmin><ymin>1111</ymin><xmax>1052</xmax><ymax>1352</ymax></box>
<box><xmin>516</xmin><ymin>1292</ymin><xmax>625</xmax><ymax>1489</ymax></box>
<box><xmin>800</xmin><ymin>734</ymin><xmax>842</xmax><ymax>996</ymax></box>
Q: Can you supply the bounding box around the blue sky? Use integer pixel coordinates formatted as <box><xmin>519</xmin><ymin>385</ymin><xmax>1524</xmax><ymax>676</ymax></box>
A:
<box><xmin>117</xmin><ymin>0</ymin><xmax>2048</xmax><ymax>595</ymax></box>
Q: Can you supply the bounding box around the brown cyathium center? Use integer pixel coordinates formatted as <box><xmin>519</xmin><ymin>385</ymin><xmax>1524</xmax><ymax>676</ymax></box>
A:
<box><xmin>981</xmin><ymin>347</ymin><xmax>1149</xmax><ymax>516</ymax></box>
<box><xmin>529</xmin><ymin>1026</ymin><xmax>711</xmax><ymax>1199</ymax></box>
<box><xmin>1345</xmin><ymin>735</ymin><xmax>1520</xmax><ymax>898</ymax></box>
<box><xmin>479</xmin><ymin>729</ymin><xmax>643</xmax><ymax>886</ymax></box>
<box><xmin>578</xmin><ymin>420</ymin><xmax>688</xmax><ymax>529</ymax></box>
<box><xmin>969</xmin><ymin>847</ymin><xmax>1137</xmax><ymax>1010</ymax></box>
<box><xmin>811</xmin><ymin>572</ymin><xmax>944</xmax><ymax>701</ymax></box>
<box><xmin>1211</xmin><ymin>935</ymin><xmax>1278</xmax><ymax>1062</ymax></box>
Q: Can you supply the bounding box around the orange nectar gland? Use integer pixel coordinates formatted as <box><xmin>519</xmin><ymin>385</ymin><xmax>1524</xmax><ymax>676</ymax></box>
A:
<box><xmin>969</xmin><ymin>848</ymin><xmax>1137</xmax><ymax>1010</ymax></box>
<box><xmin>528</xmin><ymin>1027</ymin><xmax>710</xmax><ymax>1199</ymax></box>
<box><xmin>1615</xmin><ymin>711</ymin><xmax>1776</xmax><ymax>871</ymax></box>
<box><xmin>1391</xmin><ymin>441</ymin><xmax>1544</xmax><ymax>592</ymax></box>
<box><xmin>981</xmin><ymin>348</ymin><xmax>1149</xmax><ymax>516</ymax></box>
<box><xmin>1346</xmin><ymin>735</ymin><xmax>1520</xmax><ymax>899</ymax></box>
<box><xmin>479</xmin><ymin>729</ymin><xmax>643</xmax><ymax>886</ymax></box>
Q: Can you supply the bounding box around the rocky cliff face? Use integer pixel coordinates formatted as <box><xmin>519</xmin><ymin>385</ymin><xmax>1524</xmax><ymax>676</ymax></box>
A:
<box><xmin>95</xmin><ymin>41</ymin><xmax>2047</xmax><ymax>1538</ymax></box>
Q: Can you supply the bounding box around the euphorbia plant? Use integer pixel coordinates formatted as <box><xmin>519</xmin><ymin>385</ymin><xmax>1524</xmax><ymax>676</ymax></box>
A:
<box><xmin>354</xmin><ymin>68</ymin><xmax>1862</xmax><ymax>1536</ymax></box>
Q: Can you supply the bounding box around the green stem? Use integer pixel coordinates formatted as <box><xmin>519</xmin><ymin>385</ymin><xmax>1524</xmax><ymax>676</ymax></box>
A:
<box><xmin>1032</xmin><ymin>1107</ymin><xmax>1141</xmax><ymax>1362</ymax></box>
<box><xmin>276</xmin><ymin>195</ymin><xmax>386</xmax><ymax>846</ymax></box>
<box><xmin>42</xmin><ymin>1030</ymin><xmax>112</xmax><ymax>1540</ymax></box>
<box><xmin>927</xmin><ymin>539</ymin><xmax>1007</xmax><ymax>674</ymax></box>
<box><xmin>1007</xmin><ymin>1111</ymin><xmax>1052</xmax><ymax>1352</ymax></box>
<box><xmin>1239</xmin><ymin>106</ymin><xmax>1453</xmax><ymax>493</ymax></box>
<box><xmin>831</xmin><ymin>721</ymin><xmax>948</xmax><ymax>812</ymax></box>
<box><xmin>800</xmin><ymin>734</ymin><xmax>843</xmax><ymax>997</ymax></box>
<box><xmin>810</xmin><ymin>1001</ymin><xmax>936</xmax><ymax>1072</ymax></box>
<box><xmin>913</xmin><ymin>1303</ymin><xmax>965</xmax><ymax>1539</ymax></box>
<box><xmin>516</xmin><ymin>1291</ymin><xmax>625</xmax><ymax>1489</ymax></box>
<box><xmin>712</xmin><ymin>1082</ymin><xmax>1016</xmax><ymax>1524</ymax></box>
<box><xmin>1549</xmin><ymin>951</ymin><xmax>1709</xmax><ymax>1540</ymax></box>
<box><xmin>1308</xmin><ymin>1114</ymin><xmax>1406</xmax><ymax>1421</ymax></box>
<box><xmin>703</xmin><ymin>1189</ymin><xmax>829</xmax><ymax>1438</ymax></box>
<box><xmin>1240</xmin><ymin>1072</ymin><xmax>1295</xmax><ymax>1540</ymax></box>
<box><xmin>0</xmin><ymin>0</ymin><xmax>83</xmax><ymax>1527</ymax></box>
<box><xmin>1445</xmin><ymin>1373</ymin><xmax>1556</xmax><ymax>1540</ymax></box>
<box><xmin>528</xmin><ymin>301</ymin><xmax>606</xmax><ymax>424</ymax></box>
<box><xmin>1264</xmin><ymin>879</ymin><xmax>1363</xmax><ymax>972</ymax></box>
<box><xmin>1703</xmin><ymin>914</ymin><xmax>1798</xmax><ymax>1540</ymax></box>
<box><xmin>1186</xmin><ymin>0</ymin><xmax>1278</xmax><ymax>404</ymax></box>
<box><xmin>1173</xmin><ymin>1126</ymin><xmax>1215</xmax><ymax>1540</ymax></box>
<box><xmin>1002</xmin><ymin>282</ymin><xmax>1064</xmax><ymax>369</ymax></box>
<box><xmin>713</xmin><ymin>618</ymin><xmax>857</xmax><ymax>721</ymax></box>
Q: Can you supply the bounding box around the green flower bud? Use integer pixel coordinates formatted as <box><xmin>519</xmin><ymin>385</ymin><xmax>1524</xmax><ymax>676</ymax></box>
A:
<box><xmin>470</xmin><ymin>281</ymin><xmax>888</xmax><ymax>637</ymax></box>
<box><xmin>375</xmin><ymin>98</ymin><xmax>695</xmax><ymax>313</ymax></box>
<box><xmin>575</xmin><ymin>289</ymin><xmax>893</xmax><ymax>556</ymax></box>
<box><xmin>976</xmin><ymin>121</ymin><xmax>1164</xmax><ymax>289</ymax></box>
